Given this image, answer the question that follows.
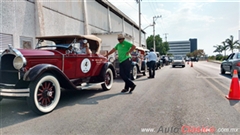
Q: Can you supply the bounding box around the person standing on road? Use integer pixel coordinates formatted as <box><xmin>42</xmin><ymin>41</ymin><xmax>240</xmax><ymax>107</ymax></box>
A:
<box><xmin>147</xmin><ymin>48</ymin><xmax>157</xmax><ymax>78</ymax></box>
<box><xmin>105</xmin><ymin>34</ymin><xmax>136</xmax><ymax>93</ymax></box>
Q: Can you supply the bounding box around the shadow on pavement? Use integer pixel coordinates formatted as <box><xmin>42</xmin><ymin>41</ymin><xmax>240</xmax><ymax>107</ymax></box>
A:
<box><xmin>0</xmin><ymin>88</ymin><xmax>124</xmax><ymax>128</ymax></box>
<box><xmin>228</xmin><ymin>100</ymin><xmax>240</xmax><ymax>106</ymax></box>
<box><xmin>219</xmin><ymin>73</ymin><xmax>232</xmax><ymax>79</ymax></box>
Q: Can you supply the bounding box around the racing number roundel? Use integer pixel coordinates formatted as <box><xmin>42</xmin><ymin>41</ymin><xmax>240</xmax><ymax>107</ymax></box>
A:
<box><xmin>81</xmin><ymin>58</ymin><xmax>91</xmax><ymax>73</ymax></box>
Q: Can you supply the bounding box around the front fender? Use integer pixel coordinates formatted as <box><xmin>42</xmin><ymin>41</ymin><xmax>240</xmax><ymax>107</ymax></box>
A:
<box><xmin>23</xmin><ymin>64</ymin><xmax>63</xmax><ymax>81</ymax></box>
<box><xmin>99</xmin><ymin>62</ymin><xmax>116</xmax><ymax>80</ymax></box>
<box><xmin>23</xmin><ymin>64</ymin><xmax>78</xmax><ymax>90</ymax></box>
<box><xmin>132</xmin><ymin>61</ymin><xmax>137</xmax><ymax>66</ymax></box>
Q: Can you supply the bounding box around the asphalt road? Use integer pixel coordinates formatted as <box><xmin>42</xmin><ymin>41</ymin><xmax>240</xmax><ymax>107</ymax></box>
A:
<box><xmin>1</xmin><ymin>61</ymin><xmax>240</xmax><ymax>135</ymax></box>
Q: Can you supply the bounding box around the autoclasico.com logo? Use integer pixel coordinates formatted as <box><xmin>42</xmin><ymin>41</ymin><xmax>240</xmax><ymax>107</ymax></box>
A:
<box><xmin>141</xmin><ymin>125</ymin><xmax>239</xmax><ymax>134</ymax></box>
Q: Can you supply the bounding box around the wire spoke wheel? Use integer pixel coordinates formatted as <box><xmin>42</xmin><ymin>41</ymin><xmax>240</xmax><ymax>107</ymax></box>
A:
<box><xmin>37</xmin><ymin>81</ymin><xmax>55</xmax><ymax>106</ymax></box>
<box><xmin>101</xmin><ymin>68</ymin><xmax>113</xmax><ymax>90</ymax></box>
<box><xmin>27</xmin><ymin>74</ymin><xmax>60</xmax><ymax>115</ymax></box>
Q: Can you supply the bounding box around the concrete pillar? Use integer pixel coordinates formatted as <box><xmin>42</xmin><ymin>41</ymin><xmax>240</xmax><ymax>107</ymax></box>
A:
<box><xmin>107</xmin><ymin>7</ymin><xmax>111</xmax><ymax>32</ymax></box>
<box><xmin>35</xmin><ymin>0</ymin><xmax>45</xmax><ymax>36</ymax></box>
<box><xmin>122</xmin><ymin>18</ymin><xmax>125</xmax><ymax>33</ymax></box>
<box><xmin>83</xmin><ymin>0</ymin><xmax>89</xmax><ymax>35</ymax></box>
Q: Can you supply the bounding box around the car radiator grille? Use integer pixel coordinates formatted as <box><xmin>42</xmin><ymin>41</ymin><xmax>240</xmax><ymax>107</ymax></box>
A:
<box><xmin>0</xmin><ymin>54</ymin><xmax>19</xmax><ymax>84</ymax></box>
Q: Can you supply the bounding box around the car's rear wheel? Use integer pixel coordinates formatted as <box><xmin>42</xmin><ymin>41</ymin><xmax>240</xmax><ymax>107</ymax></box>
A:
<box><xmin>172</xmin><ymin>65</ymin><xmax>175</xmax><ymax>68</ymax></box>
<box><xmin>101</xmin><ymin>68</ymin><xmax>113</xmax><ymax>90</ymax></box>
<box><xmin>27</xmin><ymin>74</ymin><xmax>61</xmax><ymax>115</ymax></box>
<box><xmin>131</xmin><ymin>65</ymin><xmax>137</xmax><ymax>80</ymax></box>
<box><xmin>221</xmin><ymin>66</ymin><xmax>225</xmax><ymax>74</ymax></box>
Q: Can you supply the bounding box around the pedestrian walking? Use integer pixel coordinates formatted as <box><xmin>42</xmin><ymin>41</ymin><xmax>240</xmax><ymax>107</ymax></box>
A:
<box><xmin>105</xmin><ymin>34</ymin><xmax>136</xmax><ymax>93</ymax></box>
<box><xmin>147</xmin><ymin>48</ymin><xmax>157</xmax><ymax>78</ymax></box>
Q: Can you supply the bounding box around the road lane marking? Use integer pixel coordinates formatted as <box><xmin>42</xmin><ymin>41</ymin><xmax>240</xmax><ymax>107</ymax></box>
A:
<box><xmin>194</xmin><ymin>68</ymin><xmax>240</xmax><ymax>113</ymax></box>
<box><xmin>202</xmin><ymin>64</ymin><xmax>220</xmax><ymax>70</ymax></box>
<box><xmin>195</xmin><ymin>68</ymin><xmax>229</xmax><ymax>91</ymax></box>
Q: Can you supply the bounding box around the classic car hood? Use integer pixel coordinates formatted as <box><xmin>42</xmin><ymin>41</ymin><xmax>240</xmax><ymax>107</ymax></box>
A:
<box><xmin>18</xmin><ymin>49</ymin><xmax>55</xmax><ymax>56</ymax></box>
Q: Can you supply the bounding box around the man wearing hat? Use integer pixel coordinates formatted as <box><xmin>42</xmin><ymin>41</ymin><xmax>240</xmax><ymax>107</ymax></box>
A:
<box><xmin>105</xmin><ymin>34</ymin><xmax>136</xmax><ymax>93</ymax></box>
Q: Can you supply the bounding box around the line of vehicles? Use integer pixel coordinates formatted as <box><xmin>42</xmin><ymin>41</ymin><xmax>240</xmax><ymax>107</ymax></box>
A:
<box><xmin>109</xmin><ymin>47</ymin><xmax>171</xmax><ymax>80</ymax></box>
<box><xmin>0</xmin><ymin>34</ymin><xmax>190</xmax><ymax>115</ymax></box>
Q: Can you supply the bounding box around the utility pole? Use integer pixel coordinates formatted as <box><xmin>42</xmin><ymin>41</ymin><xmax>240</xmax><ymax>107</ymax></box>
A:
<box><xmin>136</xmin><ymin>0</ymin><xmax>141</xmax><ymax>47</ymax></box>
<box><xmin>163</xmin><ymin>33</ymin><xmax>168</xmax><ymax>42</ymax></box>
<box><xmin>153</xmin><ymin>15</ymin><xmax>161</xmax><ymax>52</ymax></box>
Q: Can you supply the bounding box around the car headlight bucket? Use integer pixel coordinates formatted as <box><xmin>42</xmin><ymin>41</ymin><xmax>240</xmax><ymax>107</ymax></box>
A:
<box><xmin>13</xmin><ymin>56</ymin><xmax>26</xmax><ymax>70</ymax></box>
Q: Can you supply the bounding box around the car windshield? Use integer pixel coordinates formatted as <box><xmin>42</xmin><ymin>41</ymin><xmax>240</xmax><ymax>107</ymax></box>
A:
<box><xmin>36</xmin><ymin>40</ymin><xmax>58</xmax><ymax>49</ymax></box>
<box><xmin>36</xmin><ymin>39</ymin><xmax>76</xmax><ymax>50</ymax></box>
<box><xmin>174</xmin><ymin>56</ymin><xmax>183</xmax><ymax>60</ymax></box>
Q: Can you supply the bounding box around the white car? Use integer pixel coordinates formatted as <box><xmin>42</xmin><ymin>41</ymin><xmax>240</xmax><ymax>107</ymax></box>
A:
<box><xmin>172</xmin><ymin>56</ymin><xmax>185</xmax><ymax>68</ymax></box>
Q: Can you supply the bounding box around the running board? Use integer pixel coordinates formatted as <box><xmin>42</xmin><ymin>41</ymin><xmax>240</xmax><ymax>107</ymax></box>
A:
<box><xmin>76</xmin><ymin>82</ymin><xmax>104</xmax><ymax>90</ymax></box>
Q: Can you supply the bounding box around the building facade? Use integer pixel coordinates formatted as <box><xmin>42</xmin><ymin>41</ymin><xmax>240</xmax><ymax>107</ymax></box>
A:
<box><xmin>0</xmin><ymin>0</ymin><xmax>146</xmax><ymax>52</ymax></box>
<box><xmin>168</xmin><ymin>38</ymin><xmax>197</xmax><ymax>56</ymax></box>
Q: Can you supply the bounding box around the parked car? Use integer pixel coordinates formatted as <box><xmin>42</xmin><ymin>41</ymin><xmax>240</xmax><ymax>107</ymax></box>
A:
<box><xmin>130</xmin><ymin>47</ymin><xmax>147</xmax><ymax>80</ymax></box>
<box><xmin>154</xmin><ymin>52</ymin><xmax>161</xmax><ymax>70</ymax></box>
<box><xmin>172</xmin><ymin>56</ymin><xmax>185</xmax><ymax>68</ymax></box>
<box><xmin>185</xmin><ymin>57</ymin><xmax>191</xmax><ymax>62</ymax></box>
<box><xmin>109</xmin><ymin>46</ymin><xmax>147</xmax><ymax>80</ymax></box>
<box><xmin>161</xmin><ymin>56</ymin><xmax>170</xmax><ymax>66</ymax></box>
<box><xmin>191</xmin><ymin>57</ymin><xmax>198</xmax><ymax>62</ymax></box>
<box><xmin>0</xmin><ymin>35</ymin><xmax>115</xmax><ymax>115</ymax></box>
<box><xmin>221</xmin><ymin>52</ymin><xmax>240</xmax><ymax>76</ymax></box>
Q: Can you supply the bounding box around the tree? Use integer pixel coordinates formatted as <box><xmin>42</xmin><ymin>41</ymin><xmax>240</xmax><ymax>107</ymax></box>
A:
<box><xmin>186</xmin><ymin>49</ymin><xmax>205</xmax><ymax>58</ymax></box>
<box><xmin>221</xmin><ymin>41</ymin><xmax>229</xmax><ymax>56</ymax></box>
<box><xmin>225</xmin><ymin>35</ymin><xmax>240</xmax><ymax>53</ymax></box>
<box><xmin>213</xmin><ymin>45</ymin><xmax>223</xmax><ymax>54</ymax></box>
<box><xmin>146</xmin><ymin>34</ymin><xmax>169</xmax><ymax>55</ymax></box>
<box><xmin>192</xmin><ymin>49</ymin><xmax>205</xmax><ymax>57</ymax></box>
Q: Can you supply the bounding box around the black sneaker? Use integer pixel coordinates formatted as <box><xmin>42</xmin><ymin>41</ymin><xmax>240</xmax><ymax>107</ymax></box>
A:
<box><xmin>129</xmin><ymin>85</ymin><xmax>136</xmax><ymax>93</ymax></box>
<box><xmin>121</xmin><ymin>89</ymin><xmax>129</xmax><ymax>93</ymax></box>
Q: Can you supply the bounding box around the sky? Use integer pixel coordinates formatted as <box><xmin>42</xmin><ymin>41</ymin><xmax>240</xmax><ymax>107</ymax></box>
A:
<box><xmin>108</xmin><ymin>0</ymin><xmax>240</xmax><ymax>56</ymax></box>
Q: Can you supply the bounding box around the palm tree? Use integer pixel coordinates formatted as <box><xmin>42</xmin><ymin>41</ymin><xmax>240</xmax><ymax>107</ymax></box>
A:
<box><xmin>221</xmin><ymin>41</ymin><xmax>229</xmax><ymax>56</ymax></box>
<box><xmin>225</xmin><ymin>35</ymin><xmax>240</xmax><ymax>53</ymax></box>
<box><xmin>213</xmin><ymin>45</ymin><xmax>223</xmax><ymax>54</ymax></box>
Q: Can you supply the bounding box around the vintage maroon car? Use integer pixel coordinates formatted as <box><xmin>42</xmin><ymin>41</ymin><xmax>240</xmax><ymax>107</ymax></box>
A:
<box><xmin>130</xmin><ymin>46</ymin><xmax>147</xmax><ymax>80</ymax></box>
<box><xmin>109</xmin><ymin>46</ymin><xmax>147</xmax><ymax>80</ymax></box>
<box><xmin>0</xmin><ymin>35</ymin><xmax>115</xmax><ymax>114</ymax></box>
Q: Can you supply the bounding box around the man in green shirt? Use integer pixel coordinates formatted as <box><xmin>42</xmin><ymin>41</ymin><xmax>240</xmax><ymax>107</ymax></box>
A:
<box><xmin>105</xmin><ymin>34</ymin><xmax>136</xmax><ymax>93</ymax></box>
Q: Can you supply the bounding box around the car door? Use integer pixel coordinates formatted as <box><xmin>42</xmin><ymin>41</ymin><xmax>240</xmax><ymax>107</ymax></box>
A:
<box><xmin>64</xmin><ymin>53</ymin><xmax>77</xmax><ymax>79</ymax></box>
<box><xmin>224</xmin><ymin>53</ymin><xmax>235</xmax><ymax>71</ymax></box>
<box><xmin>75</xmin><ymin>53</ymin><xmax>104</xmax><ymax>78</ymax></box>
<box><xmin>232</xmin><ymin>52</ymin><xmax>240</xmax><ymax>70</ymax></box>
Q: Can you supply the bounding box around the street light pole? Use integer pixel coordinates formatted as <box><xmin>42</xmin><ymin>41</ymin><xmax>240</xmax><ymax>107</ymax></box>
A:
<box><xmin>136</xmin><ymin>0</ymin><xmax>141</xmax><ymax>47</ymax></box>
<box><xmin>139</xmin><ymin>0</ymin><xmax>141</xmax><ymax>47</ymax></box>
<box><xmin>143</xmin><ymin>24</ymin><xmax>153</xmax><ymax>30</ymax></box>
<box><xmin>153</xmin><ymin>15</ymin><xmax>162</xmax><ymax>52</ymax></box>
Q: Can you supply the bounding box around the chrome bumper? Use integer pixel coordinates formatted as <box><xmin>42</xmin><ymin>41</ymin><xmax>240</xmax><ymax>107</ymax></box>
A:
<box><xmin>0</xmin><ymin>88</ymin><xmax>30</xmax><ymax>97</ymax></box>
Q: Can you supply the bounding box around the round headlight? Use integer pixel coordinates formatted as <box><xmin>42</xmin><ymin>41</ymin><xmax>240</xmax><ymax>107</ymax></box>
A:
<box><xmin>13</xmin><ymin>56</ymin><xmax>26</xmax><ymax>70</ymax></box>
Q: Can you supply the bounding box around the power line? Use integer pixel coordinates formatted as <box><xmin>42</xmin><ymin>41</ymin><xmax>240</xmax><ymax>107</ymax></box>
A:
<box><xmin>163</xmin><ymin>33</ymin><xmax>168</xmax><ymax>42</ymax></box>
<box><xmin>124</xmin><ymin>1</ymin><xmax>138</xmax><ymax>11</ymax></box>
<box><xmin>124</xmin><ymin>1</ymin><xmax>151</xmax><ymax>26</ymax></box>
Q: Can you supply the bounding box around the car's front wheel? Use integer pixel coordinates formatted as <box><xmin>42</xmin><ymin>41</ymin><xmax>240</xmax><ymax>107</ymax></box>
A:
<box><xmin>27</xmin><ymin>74</ymin><xmax>61</xmax><ymax>115</ymax></box>
<box><xmin>101</xmin><ymin>68</ymin><xmax>113</xmax><ymax>90</ymax></box>
<box><xmin>221</xmin><ymin>66</ymin><xmax>225</xmax><ymax>74</ymax></box>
